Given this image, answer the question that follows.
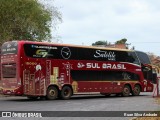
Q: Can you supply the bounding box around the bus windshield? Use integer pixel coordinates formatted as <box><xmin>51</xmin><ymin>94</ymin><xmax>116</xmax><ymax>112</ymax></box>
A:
<box><xmin>1</xmin><ymin>41</ymin><xmax>18</xmax><ymax>55</ymax></box>
<box><xmin>135</xmin><ymin>51</ymin><xmax>151</xmax><ymax>64</ymax></box>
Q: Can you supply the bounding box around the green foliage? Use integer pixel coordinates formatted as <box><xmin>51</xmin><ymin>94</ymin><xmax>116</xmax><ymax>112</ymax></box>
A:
<box><xmin>115</xmin><ymin>38</ymin><xmax>127</xmax><ymax>44</ymax></box>
<box><xmin>0</xmin><ymin>0</ymin><xmax>61</xmax><ymax>44</ymax></box>
<box><xmin>92</xmin><ymin>40</ymin><xmax>109</xmax><ymax>46</ymax></box>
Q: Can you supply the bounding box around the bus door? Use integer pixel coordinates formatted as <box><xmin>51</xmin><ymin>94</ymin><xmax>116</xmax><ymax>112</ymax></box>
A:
<box><xmin>142</xmin><ymin>65</ymin><xmax>154</xmax><ymax>92</ymax></box>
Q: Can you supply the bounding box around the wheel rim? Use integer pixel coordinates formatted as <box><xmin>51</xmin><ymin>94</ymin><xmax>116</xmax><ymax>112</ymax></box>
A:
<box><xmin>124</xmin><ymin>87</ymin><xmax>130</xmax><ymax>96</ymax></box>
<box><xmin>49</xmin><ymin>89</ymin><xmax>56</xmax><ymax>97</ymax></box>
<box><xmin>134</xmin><ymin>86</ymin><xmax>140</xmax><ymax>95</ymax></box>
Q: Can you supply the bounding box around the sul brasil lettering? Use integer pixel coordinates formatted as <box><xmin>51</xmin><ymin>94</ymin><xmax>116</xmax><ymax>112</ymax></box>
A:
<box><xmin>94</xmin><ymin>50</ymin><xmax>116</xmax><ymax>61</ymax></box>
<box><xmin>84</xmin><ymin>63</ymin><xmax>126</xmax><ymax>69</ymax></box>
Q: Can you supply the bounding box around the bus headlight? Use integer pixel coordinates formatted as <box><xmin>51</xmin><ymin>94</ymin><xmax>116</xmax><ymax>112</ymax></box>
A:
<box><xmin>143</xmin><ymin>80</ymin><xmax>147</xmax><ymax>86</ymax></box>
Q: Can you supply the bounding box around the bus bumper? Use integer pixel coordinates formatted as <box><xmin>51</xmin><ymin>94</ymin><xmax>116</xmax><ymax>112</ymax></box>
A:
<box><xmin>2</xmin><ymin>87</ymin><xmax>23</xmax><ymax>96</ymax></box>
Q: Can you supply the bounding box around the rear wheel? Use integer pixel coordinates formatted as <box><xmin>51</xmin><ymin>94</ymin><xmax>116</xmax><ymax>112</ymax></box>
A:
<box><xmin>46</xmin><ymin>86</ymin><xmax>58</xmax><ymax>100</ymax></box>
<box><xmin>122</xmin><ymin>85</ymin><xmax>130</xmax><ymax>97</ymax></box>
<box><xmin>132</xmin><ymin>85</ymin><xmax>141</xmax><ymax>96</ymax></box>
<box><xmin>60</xmin><ymin>86</ymin><xmax>72</xmax><ymax>100</ymax></box>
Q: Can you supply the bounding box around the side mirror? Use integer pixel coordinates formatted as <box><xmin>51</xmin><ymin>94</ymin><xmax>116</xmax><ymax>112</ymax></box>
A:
<box><xmin>152</xmin><ymin>73</ymin><xmax>157</xmax><ymax>84</ymax></box>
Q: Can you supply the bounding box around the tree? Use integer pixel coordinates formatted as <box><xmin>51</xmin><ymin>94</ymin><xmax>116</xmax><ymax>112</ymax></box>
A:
<box><xmin>0</xmin><ymin>0</ymin><xmax>61</xmax><ymax>44</ymax></box>
<box><xmin>115</xmin><ymin>38</ymin><xmax>127</xmax><ymax>44</ymax></box>
<box><xmin>115</xmin><ymin>38</ymin><xmax>130</xmax><ymax>49</ymax></box>
<box><xmin>92</xmin><ymin>40</ymin><xmax>109</xmax><ymax>46</ymax></box>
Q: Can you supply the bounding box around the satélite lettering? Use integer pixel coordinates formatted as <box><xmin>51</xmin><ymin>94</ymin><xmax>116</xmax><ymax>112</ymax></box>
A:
<box><xmin>94</xmin><ymin>50</ymin><xmax>116</xmax><ymax>61</ymax></box>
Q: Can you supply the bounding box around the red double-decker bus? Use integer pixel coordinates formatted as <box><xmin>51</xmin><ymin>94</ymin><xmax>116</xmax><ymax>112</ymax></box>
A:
<box><xmin>0</xmin><ymin>41</ymin><xmax>156</xmax><ymax>100</ymax></box>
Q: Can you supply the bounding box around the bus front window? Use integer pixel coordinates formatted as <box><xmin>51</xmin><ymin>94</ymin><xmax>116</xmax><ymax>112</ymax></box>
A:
<box><xmin>135</xmin><ymin>51</ymin><xmax>151</xmax><ymax>64</ymax></box>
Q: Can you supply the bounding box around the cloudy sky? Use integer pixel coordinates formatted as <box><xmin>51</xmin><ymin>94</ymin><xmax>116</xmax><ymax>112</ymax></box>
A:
<box><xmin>52</xmin><ymin>0</ymin><xmax>160</xmax><ymax>56</ymax></box>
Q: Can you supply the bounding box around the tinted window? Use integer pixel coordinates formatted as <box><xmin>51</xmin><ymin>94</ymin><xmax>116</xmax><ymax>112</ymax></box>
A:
<box><xmin>23</xmin><ymin>44</ymin><xmax>140</xmax><ymax>64</ymax></box>
<box><xmin>71</xmin><ymin>70</ymin><xmax>140</xmax><ymax>81</ymax></box>
<box><xmin>136</xmin><ymin>51</ymin><xmax>151</xmax><ymax>64</ymax></box>
<box><xmin>1</xmin><ymin>41</ymin><xmax>18</xmax><ymax>55</ymax></box>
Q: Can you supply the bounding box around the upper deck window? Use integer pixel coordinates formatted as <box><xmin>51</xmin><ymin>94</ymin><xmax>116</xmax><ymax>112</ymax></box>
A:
<box><xmin>23</xmin><ymin>43</ymin><xmax>140</xmax><ymax>65</ymax></box>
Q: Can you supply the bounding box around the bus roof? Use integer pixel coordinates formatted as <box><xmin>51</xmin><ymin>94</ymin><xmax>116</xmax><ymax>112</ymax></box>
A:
<box><xmin>14</xmin><ymin>40</ymin><xmax>133</xmax><ymax>52</ymax></box>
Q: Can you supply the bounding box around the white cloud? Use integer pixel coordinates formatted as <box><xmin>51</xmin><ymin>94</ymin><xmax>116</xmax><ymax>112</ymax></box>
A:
<box><xmin>52</xmin><ymin>0</ymin><xmax>160</xmax><ymax>55</ymax></box>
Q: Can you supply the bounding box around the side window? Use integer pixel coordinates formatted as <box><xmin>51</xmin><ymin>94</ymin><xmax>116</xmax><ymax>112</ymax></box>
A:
<box><xmin>71</xmin><ymin>70</ymin><xmax>140</xmax><ymax>81</ymax></box>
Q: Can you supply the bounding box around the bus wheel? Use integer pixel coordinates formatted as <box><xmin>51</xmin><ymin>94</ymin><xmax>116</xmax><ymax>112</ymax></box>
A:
<box><xmin>60</xmin><ymin>86</ymin><xmax>72</xmax><ymax>100</ymax></box>
<box><xmin>122</xmin><ymin>85</ymin><xmax>130</xmax><ymax>97</ymax></box>
<box><xmin>46</xmin><ymin>86</ymin><xmax>58</xmax><ymax>100</ymax></box>
<box><xmin>132</xmin><ymin>85</ymin><xmax>141</xmax><ymax>96</ymax></box>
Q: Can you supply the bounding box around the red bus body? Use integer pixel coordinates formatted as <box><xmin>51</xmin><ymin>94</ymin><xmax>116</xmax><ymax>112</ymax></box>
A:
<box><xmin>0</xmin><ymin>41</ymin><xmax>154</xmax><ymax>99</ymax></box>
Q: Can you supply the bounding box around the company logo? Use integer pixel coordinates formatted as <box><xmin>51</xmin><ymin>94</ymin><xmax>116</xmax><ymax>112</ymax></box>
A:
<box><xmin>1</xmin><ymin>112</ymin><xmax>42</xmax><ymax>118</ymax></box>
<box><xmin>77</xmin><ymin>63</ymin><xmax>85</xmax><ymax>68</ymax></box>
<box><xmin>2</xmin><ymin>112</ymin><xmax>11</xmax><ymax>117</ymax></box>
<box><xmin>102</xmin><ymin>63</ymin><xmax>126</xmax><ymax>69</ymax></box>
<box><xmin>122</xmin><ymin>72</ymin><xmax>131</xmax><ymax>80</ymax></box>
<box><xmin>84</xmin><ymin>63</ymin><xmax>126</xmax><ymax>69</ymax></box>
<box><xmin>36</xmin><ymin>64</ymin><xmax>42</xmax><ymax>71</ymax></box>
<box><xmin>7</xmin><ymin>44</ymin><xmax>11</xmax><ymax>48</ymax></box>
<box><xmin>94</xmin><ymin>50</ymin><xmax>116</xmax><ymax>61</ymax></box>
<box><xmin>31</xmin><ymin>45</ymin><xmax>57</xmax><ymax>50</ymax></box>
<box><xmin>63</xmin><ymin>62</ymin><xmax>73</xmax><ymax>69</ymax></box>
<box><xmin>61</xmin><ymin>47</ymin><xmax>71</xmax><ymax>59</ymax></box>
<box><xmin>36</xmin><ymin>49</ymin><xmax>48</xmax><ymax>57</ymax></box>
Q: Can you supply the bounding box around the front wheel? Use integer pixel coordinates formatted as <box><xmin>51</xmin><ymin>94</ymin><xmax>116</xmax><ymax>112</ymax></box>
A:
<box><xmin>60</xmin><ymin>86</ymin><xmax>72</xmax><ymax>100</ymax></box>
<box><xmin>46</xmin><ymin>86</ymin><xmax>58</xmax><ymax>100</ymax></box>
<box><xmin>132</xmin><ymin>85</ymin><xmax>141</xmax><ymax>96</ymax></box>
<box><xmin>122</xmin><ymin>85</ymin><xmax>130</xmax><ymax>97</ymax></box>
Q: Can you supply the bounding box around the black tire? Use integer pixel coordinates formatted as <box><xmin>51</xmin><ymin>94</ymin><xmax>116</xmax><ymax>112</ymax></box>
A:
<box><xmin>60</xmin><ymin>86</ymin><xmax>72</xmax><ymax>100</ymax></box>
<box><xmin>122</xmin><ymin>85</ymin><xmax>130</xmax><ymax>97</ymax></box>
<box><xmin>132</xmin><ymin>85</ymin><xmax>141</xmax><ymax>96</ymax></box>
<box><xmin>46</xmin><ymin>86</ymin><xmax>58</xmax><ymax>100</ymax></box>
